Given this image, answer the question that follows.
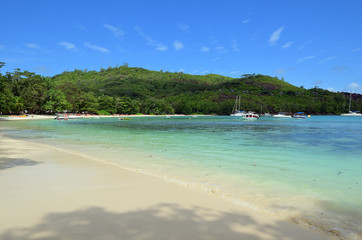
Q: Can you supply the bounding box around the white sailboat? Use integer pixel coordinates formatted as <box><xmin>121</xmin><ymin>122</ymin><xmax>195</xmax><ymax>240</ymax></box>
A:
<box><xmin>230</xmin><ymin>96</ymin><xmax>259</xmax><ymax>119</ymax></box>
<box><xmin>341</xmin><ymin>92</ymin><xmax>362</xmax><ymax>116</ymax></box>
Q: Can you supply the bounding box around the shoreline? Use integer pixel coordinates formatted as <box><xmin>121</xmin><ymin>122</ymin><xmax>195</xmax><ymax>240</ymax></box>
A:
<box><xmin>0</xmin><ymin>114</ymin><xmax>208</xmax><ymax>121</ymax></box>
<box><xmin>0</xmin><ymin>135</ymin><xmax>331</xmax><ymax>240</ymax></box>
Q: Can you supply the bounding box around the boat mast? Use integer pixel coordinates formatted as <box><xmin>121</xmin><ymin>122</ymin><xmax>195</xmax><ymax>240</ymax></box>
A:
<box><xmin>233</xmin><ymin>96</ymin><xmax>238</xmax><ymax>113</ymax></box>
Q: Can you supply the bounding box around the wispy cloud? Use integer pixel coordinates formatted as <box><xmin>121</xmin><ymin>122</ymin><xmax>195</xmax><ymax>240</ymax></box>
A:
<box><xmin>349</xmin><ymin>83</ymin><xmax>362</xmax><ymax>93</ymax></box>
<box><xmin>59</xmin><ymin>41</ymin><xmax>76</xmax><ymax>50</ymax></box>
<box><xmin>242</xmin><ymin>19</ymin><xmax>250</xmax><ymax>24</ymax></box>
<box><xmin>231</xmin><ymin>40</ymin><xmax>240</xmax><ymax>52</ymax></box>
<box><xmin>329</xmin><ymin>65</ymin><xmax>348</xmax><ymax>74</ymax></box>
<box><xmin>156</xmin><ymin>43</ymin><xmax>168</xmax><ymax>51</ymax></box>
<box><xmin>25</xmin><ymin>43</ymin><xmax>50</xmax><ymax>53</ymax></box>
<box><xmin>201</xmin><ymin>46</ymin><xmax>210</xmax><ymax>52</ymax></box>
<box><xmin>319</xmin><ymin>56</ymin><xmax>337</xmax><ymax>64</ymax></box>
<box><xmin>0</xmin><ymin>45</ymin><xmax>4</xmax><ymax>50</ymax></box>
<box><xmin>298</xmin><ymin>56</ymin><xmax>315</xmax><ymax>63</ymax></box>
<box><xmin>177</xmin><ymin>23</ymin><xmax>190</xmax><ymax>32</ymax></box>
<box><xmin>84</xmin><ymin>42</ymin><xmax>109</xmax><ymax>53</ymax></box>
<box><xmin>327</xmin><ymin>87</ymin><xmax>336</xmax><ymax>92</ymax></box>
<box><xmin>25</xmin><ymin>43</ymin><xmax>41</xmax><ymax>49</ymax></box>
<box><xmin>216</xmin><ymin>46</ymin><xmax>229</xmax><ymax>53</ymax></box>
<box><xmin>275</xmin><ymin>67</ymin><xmax>295</xmax><ymax>75</ymax></box>
<box><xmin>275</xmin><ymin>68</ymin><xmax>287</xmax><ymax>75</ymax></box>
<box><xmin>297</xmin><ymin>40</ymin><xmax>312</xmax><ymax>50</ymax></box>
<box><xmin>173</xmin><ymin>40</ymin><xmax>184</xmax><ymax>51</ymax></box>
<box><xmin>116</xmin><ymin>44</ymin><xmax>125</xmax><ymax>52</ymax></box>
<box><xmin>282</xmin><ymin>41</ymin><xmax>294</xmax><ymax>49</ymax></box>
<box><xmin>269</xmin><ymin>27</ymin><xmax>284</xmax><ymax>46</ymax></box>
<box><xmin>135</xmin><ymin>26</ymin><xmax>168</xmax><ymax>51</ymax></box>
<box><xmin>209</xmin><ymin>37</ymin><xmax>229</xmax><ymax>54</ymax></box>
<box><xmin>75</xmin><ymin>25</ymin><xmax>86</xmax><ymax>30</ymax></box>
<box><xmin>34</xmin><ymin>65</ymin><xmax>50</xmax><ymax>74</ymax></box>
<box><xmin>352</xmin><ymin>47</ymin><xmax>362</xmax><ymax>52</ymax></box>
<box><xmin>104</xmin><ymin>24</ymin><xmax>124</xmax><ymax>38</ymax></box>
<box><xmin>230</xmin><ymin>70</ymin><xmax>242</xmax><ymax>75</ymax></box>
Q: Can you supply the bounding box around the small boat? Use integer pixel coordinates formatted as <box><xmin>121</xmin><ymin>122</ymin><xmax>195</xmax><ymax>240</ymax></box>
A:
<box><xmin>341</xmin><ymin>92</ymin><xmax>362</xmax><ymax>116</ymax></box>
<box><xmin>293</xmin><ymin>112</ymin><xmax>306</xmax><ymax>119</ymax></box>
<box><xmin>341</xmin><ymin>111</ymin><xmax>362</xmax><ymax>116</ymax></box>
<box><xmin>230</xmin><ymin>95</ymin><xmax>259</xmax><ymax>120</ymax></box>
<box><xmin>241</xmin><ymin>111</ymin><xmax>259</xmax><ymax>120</ymax></box>
<box><xmin>55</xmin><ymin>114</ymin><xmax>83</xmax><ymax>120</ymax></box>
<box><xmin>273</xmin><ymin>112</ymin><xmax>292</xmax><ymax>118</ymax></box>
<box><xmin>230</xmin><ymin>110</ymin><xmax>245</xmax><ymax>117</ymax></box>
<box><xmin>231</xmin><ymin>95</ymin><xmax>243</xmax><ymax>116</ymax></box>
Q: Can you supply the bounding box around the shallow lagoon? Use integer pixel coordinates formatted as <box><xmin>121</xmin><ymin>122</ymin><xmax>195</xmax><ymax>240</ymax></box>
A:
<box><xmin>1</xmin><ymin>115</ymin><xmax>361</xmax><ymax>239</ymax></box>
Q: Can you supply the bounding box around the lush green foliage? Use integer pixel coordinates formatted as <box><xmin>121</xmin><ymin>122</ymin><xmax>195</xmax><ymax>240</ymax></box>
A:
<box><xmin>1</xmin><ymin>63</ymin><xmax>361</xmax><ymax>115</ymax></box>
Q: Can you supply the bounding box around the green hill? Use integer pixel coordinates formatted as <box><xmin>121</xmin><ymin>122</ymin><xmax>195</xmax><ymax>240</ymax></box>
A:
<box><xmin>1</xmin><ymin>63</ymin><xmax>361</xmax><ymax>115</ymax></box>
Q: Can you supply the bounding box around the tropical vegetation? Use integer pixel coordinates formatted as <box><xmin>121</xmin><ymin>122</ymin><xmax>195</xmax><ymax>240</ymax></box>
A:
<box><xmin>1</xmin><ymin>62</ymin><xmax>361</xmax><ymax>115</ymax></box>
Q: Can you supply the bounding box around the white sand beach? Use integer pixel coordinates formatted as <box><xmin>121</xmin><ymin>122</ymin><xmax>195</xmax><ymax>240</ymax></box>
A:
<box><xmin>0</xmin><ymin>135</ymin><xmax>331</xmax><ymax>240</ymax></box>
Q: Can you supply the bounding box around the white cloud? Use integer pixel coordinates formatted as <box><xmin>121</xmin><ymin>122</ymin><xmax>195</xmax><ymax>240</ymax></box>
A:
<box><xmin>84</xmin><ymin>42</ymin><xmax>109</xmax><ymax>53</ymax></box>
<box><xmin>25</xmin><ymin>43</ymin><xmax>41</xmax><ymax>49</ymax></box>
<box><xmin>242</xmin><ymin>19</ymin><xmax>250</xmax><ymax>24</ymax></box>
<box><xmin>59</xmin><ymin>41</ymin><xmax>75</xmax><ymax>50</ymax></box>
<box><xmin>319</xmin><ymin>56</ymin><xmax>337</xmax><ymax>64</ymax></box>
<box><xmin>298</xmin><ymin>56</ymin><xmax>315</xmax><ymax>63</ymax></box>
<box><xmin>282</xmin><ymin>41</ymin><xmax>294</xmax><ymax>49</ymax></box>
<box><xmin>349</xmin><ymin>83</ymin><xmax>362</xmax><ymax>93</ymax></box>
<box><xmin>156</xmin><ymin>43</ymin><xmax>168</xmax><ymax>51</ymax></box>
<box><xmin>327</xmin><ymin>87</ymin><xmax>336</xmax><ymax>92</ymax></box>
<box><xmin>269</xmin><ymin>27</ymin><xmax>284</xmax><ymax>46</ymax></box>
<box><xmin>104</xmin><ymin>24</ymin><xmax>124</xmax><ymax>38</ymax></box>
<box><xmin>201</xmin><ymin>46</ymin><xmax>210</xmax><ymax>52</ymax></box>
<box><xmin>173</xmin><ymin>40</ymin><xmax>184</xmax><ymax>51</ymax></box>
<box><xmin>135</xmin><ymin>26</ymin><xmax>168</xmax><ymax>51</ymax></box>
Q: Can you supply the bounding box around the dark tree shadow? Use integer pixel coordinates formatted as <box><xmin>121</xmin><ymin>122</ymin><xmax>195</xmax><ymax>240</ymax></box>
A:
<box><xmin>0</xmin><ymin>203</ymin><xmax>327</xmax><ymax>240</ymax></box>
<box><xmin>0</xmin><ymin>157</ymin><xmax>41</xmax><ymax>170</ymax></box>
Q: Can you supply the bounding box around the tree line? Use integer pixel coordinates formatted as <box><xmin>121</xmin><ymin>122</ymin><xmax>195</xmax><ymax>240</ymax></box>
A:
<box><xmin>1</xmin><ymin>62</ymin><xmax>361</xmax><ymax>115</ymax></box>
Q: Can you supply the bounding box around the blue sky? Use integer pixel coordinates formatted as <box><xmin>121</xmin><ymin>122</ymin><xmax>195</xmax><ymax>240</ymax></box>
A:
<box><xmin>1</xmin><ymin>0</ymin><xmax>362</xmax><ymax>93</ymax></box>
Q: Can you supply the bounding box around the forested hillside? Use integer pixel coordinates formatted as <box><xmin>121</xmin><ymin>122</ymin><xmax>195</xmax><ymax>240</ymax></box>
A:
<box><xmin>1</xmin><ymin>62</ymin><xmax>361</xmax><ymax>115</ymax></box>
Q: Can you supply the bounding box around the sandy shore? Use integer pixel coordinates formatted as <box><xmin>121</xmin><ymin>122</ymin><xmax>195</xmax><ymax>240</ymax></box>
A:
<box><xmin>0</xmin><ymin>135</ymin><xmax>330</xmax><ymax>240</ymax></box>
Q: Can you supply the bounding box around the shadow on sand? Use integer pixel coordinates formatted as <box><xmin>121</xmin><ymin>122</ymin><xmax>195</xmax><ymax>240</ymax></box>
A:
<box><xmin>0</xmin><ymin>157</ymin><xmax>41</xmax><ymax>170</ymax></box>
<box><xmin>0</xmin><ymin>203</ymin><xmax>325</xmax><ymax>240</ymax></box>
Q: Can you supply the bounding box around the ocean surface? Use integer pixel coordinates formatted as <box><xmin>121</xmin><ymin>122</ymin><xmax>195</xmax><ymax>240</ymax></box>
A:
<box><xmin>1</xmin><ymin>115</ymin><xmax>361</xmax><ymax>239</ymax></box>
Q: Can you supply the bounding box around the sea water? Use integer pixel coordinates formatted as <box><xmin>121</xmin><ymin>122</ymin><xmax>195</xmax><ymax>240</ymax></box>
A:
<box><xmin>1</xmin><ymin>116</ymin><xmax>361</xmax><ymax>239</ymax></box>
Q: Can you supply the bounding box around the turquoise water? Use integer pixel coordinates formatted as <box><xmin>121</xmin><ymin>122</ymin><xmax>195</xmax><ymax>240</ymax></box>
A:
<box><xmin>1</xmin><ymin>116</ymin><xmax>362</xmax><ymax>239</ymax></box>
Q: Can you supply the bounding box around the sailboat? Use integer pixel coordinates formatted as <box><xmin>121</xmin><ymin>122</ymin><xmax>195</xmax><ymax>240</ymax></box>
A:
<box><xmin>230</xmin><ymin>95</ymin><xmax>244</xmax><ymax>116</ymax></box>
<box><xmin>230</xmin><ymin>96</ymin><xmax>259</xmax><ymax>119</ymax></box>
<box><xmin>341</xmin><ymin>92</ymin><xmax>362</xmax><ymax>116</ymax></box>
